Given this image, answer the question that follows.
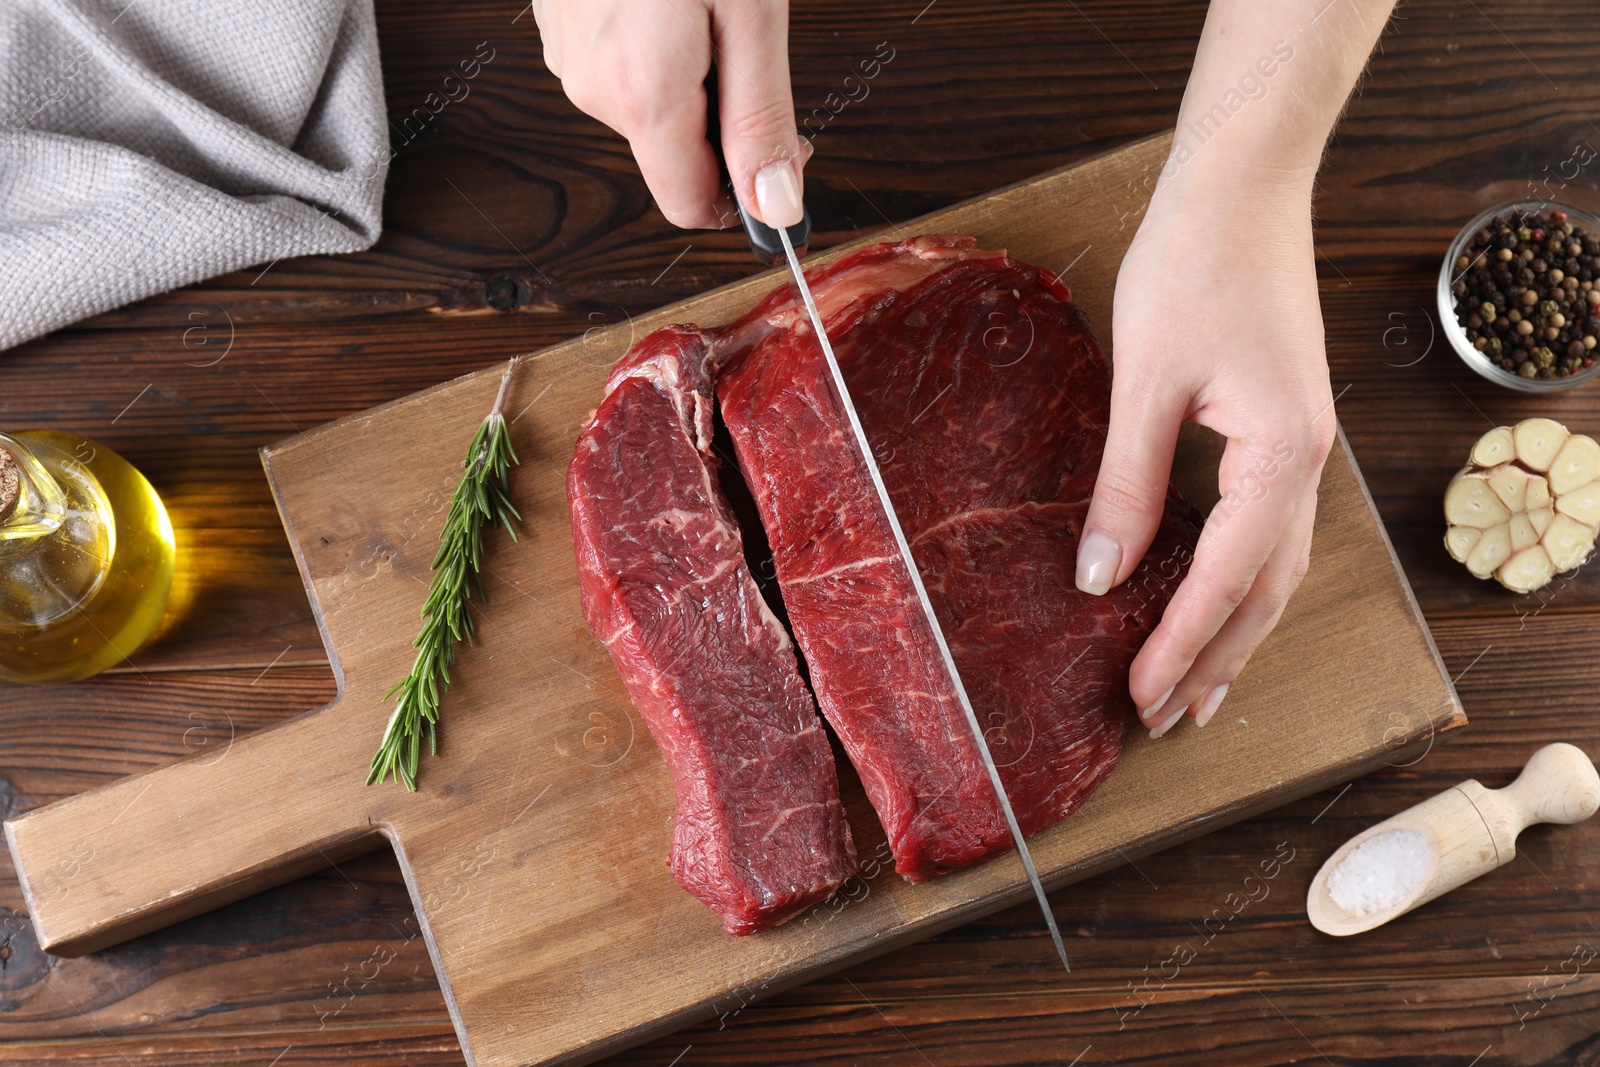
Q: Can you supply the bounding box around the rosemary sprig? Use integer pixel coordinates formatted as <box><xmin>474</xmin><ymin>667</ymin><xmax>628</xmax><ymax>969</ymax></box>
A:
<box><xmin>367</xmin><ymin>362</ymin><xmax>523</xmax><ymax>790</ymax></box>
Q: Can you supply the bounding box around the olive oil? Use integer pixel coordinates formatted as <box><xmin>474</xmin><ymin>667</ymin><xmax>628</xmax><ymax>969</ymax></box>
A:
<box><xmin>0</xmin><ymin>430</ymin><xmax>174</xmax><ymax>683</ymax></box>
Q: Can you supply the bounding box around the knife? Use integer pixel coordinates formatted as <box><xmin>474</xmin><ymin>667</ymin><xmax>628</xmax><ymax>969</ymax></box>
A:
<box><xmin>707</xmin><ymin>120</ymin><xmax>1071</xmax><ymax>972</ymax></box>
<box><xmin>769</xmin><ymin>224</ymin><xmax>1072</xmax><ymax>975</ymax></box>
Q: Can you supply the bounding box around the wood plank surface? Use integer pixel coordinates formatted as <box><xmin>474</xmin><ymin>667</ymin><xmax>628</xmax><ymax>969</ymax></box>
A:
<box><xmin>1</xmin><ymin>0</ymin><xmax>1598</xmax><ymax>1064</ymax></box>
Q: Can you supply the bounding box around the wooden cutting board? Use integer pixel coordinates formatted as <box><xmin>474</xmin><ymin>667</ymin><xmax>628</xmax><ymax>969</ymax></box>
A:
<box><xmin>4</xmin><ymin>132</ymin><xmax>1464</xmax><ymax>1067</ymax></box>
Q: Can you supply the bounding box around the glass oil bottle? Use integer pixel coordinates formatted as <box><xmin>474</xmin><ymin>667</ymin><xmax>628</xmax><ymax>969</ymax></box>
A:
<box><xmin>0</xmin><ymin>430</ymin><xmax>175</xmax><ymax>683</ymax></box>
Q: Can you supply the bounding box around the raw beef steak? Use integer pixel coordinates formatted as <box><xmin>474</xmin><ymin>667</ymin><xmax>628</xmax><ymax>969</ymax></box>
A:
<box><xmin>717</xmin><ymin>235</ymin><xmax>1200</xmax><ymax>880</ymax></box>
<box><xmin>568</xmin><ymin>326</ymin><xmax>858</xmax><ymax>934</ymax></box>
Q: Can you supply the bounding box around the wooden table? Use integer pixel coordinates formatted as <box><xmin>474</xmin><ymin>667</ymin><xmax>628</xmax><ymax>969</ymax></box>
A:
<box><xmin>1</xmin><ymin>1</ymin><xmax>1596</xmax><ymax>1062</ymax></box>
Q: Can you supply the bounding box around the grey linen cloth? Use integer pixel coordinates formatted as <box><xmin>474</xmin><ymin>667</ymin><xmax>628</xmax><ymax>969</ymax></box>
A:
<box><xmin>0</xmin><ymin>0</ymin><xmax>389</xmax><ymax>350</ymax></box>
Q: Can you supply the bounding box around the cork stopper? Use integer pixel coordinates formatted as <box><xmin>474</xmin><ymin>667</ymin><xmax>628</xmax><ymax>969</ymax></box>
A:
<box><xmin>0</xmin><ymin>447</ymin><xmax>18</xmax><ymax>524</ymax></box>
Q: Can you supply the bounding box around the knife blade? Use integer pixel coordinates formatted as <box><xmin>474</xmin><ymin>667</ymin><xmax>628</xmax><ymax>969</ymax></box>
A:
<box><xmin>772</xmin><ymin>225</ymin><xmax>1073</xmax><ymax>975</ymax></box>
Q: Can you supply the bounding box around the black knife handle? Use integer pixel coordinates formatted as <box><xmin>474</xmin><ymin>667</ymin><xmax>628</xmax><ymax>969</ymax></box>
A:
<box><xmin>705</xmin><ymin>65</ymin><xmax>810</xmax><ymax>266</ymax></box>
<box><xmin>738</xmin><ymin>199</ymin><xmax>811</xmax><ymax>268</ymax></box>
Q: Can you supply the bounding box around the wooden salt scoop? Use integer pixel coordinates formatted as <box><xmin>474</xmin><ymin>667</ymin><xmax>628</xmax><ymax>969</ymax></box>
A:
<box><xmin>1308</xmin><ymin>743</ymin><xmax>1600</xmax><ymax>936</ymax></box>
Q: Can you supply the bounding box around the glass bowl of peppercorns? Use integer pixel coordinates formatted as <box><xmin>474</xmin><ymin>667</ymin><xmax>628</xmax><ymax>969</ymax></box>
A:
<box><xmin>1438</xmin><ymin>200</ymin><xmax>1600</xmax><ymax>391</ymax></box>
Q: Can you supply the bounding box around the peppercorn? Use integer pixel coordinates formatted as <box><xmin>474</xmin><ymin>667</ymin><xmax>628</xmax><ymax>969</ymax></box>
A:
<box><xmin>1453</xmin><ymin>208</ymin><xmax>1600</xmax><ymax>379</ymax></box>
<box><xmin>1520</xmin><ymin>360</ymin><xmax>1538</xmax><ymax>377</ymax></box>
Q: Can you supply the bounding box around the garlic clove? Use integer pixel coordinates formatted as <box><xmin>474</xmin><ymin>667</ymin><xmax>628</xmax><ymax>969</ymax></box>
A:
<box><xmin>1466</xmin><ymin>522</ymin><xmax>1513</xmax><ymax>578</ymax></box>
<box><xmin>1548</xmin><ymin>434</ymin><xmax>1600</xmax><ymax>495</ymax></box>
<box><xmin>1487</xmin><ymin>464</ymin><xmax>1531</xmax><ymax>510</ymax></box>
<box><xmin>1471</xmin><ymin>425</ymin><xmax>1516</xmax><ymax>467</ymax></box>
<box><xmin>1445</xmin><ymin>525</ymin><xmax>1482</xmax><ymax>563</ymax></box>
<box><xmin>1544</xmin><ymin>513</ymin><xmax>1596</xmax><ymax>572</ymax></box>
<box><xmin>1497</xmin><ymin>545</ymin><xmax>1555</xmax><ymax>593</ymax></box>
<box><xmin>1513</xmin><ymin>418</ymin><xmax>1570</xmax><ymax>471</ymax></box>
<box><xmin>1526</xmin><ymin>474</ymin><xmax>1552</xmax><ymax>510</ymax></box>
<box><xmin>1508</xmin><ymin>512</ymin><xmax>1539</xmax><ymax>551</ymax></box>
<box><xmin>1555</xmin><ymin>480</ymin><xmax>1600</xmax><ymax>526</ymax></box>
<box><xmin>1445</xmin><ymin>472</ymin><xmax>1512</xmax><ymax>528</ymax></box>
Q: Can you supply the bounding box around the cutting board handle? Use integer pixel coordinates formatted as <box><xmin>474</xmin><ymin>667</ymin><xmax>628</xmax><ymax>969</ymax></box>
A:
<box><xmin>3</xmin><ymin>697</ymin><xmax>375</xmax><ymax>956</ymax></box>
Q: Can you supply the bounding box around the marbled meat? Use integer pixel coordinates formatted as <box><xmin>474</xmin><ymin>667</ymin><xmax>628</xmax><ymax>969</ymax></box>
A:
<box><xmin>568</xmin><ymin>326</ymin><xmax>858</xmax><ymax>934</ymax></box>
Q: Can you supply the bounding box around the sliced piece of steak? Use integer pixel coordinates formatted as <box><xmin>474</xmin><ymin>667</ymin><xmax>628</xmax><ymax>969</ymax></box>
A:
<box><xmin>717</xmin><ymin>235</ymin><xmax>1199</xmax><ymax>881</ymax></box>
<box><xmin>568</xmin><ymin>326</ymin><xmax>858</xmax><ymax>934</ymax></box>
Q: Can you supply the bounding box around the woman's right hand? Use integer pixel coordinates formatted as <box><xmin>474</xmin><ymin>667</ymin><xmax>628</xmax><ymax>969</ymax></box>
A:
<box><xmin>533</xmin><ymin>0</ymin><xmax>806</xmax><ymax>230</ymax></box>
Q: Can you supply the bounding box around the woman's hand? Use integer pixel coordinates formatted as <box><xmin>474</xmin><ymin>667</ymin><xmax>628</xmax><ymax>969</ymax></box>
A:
<box><xmin>1077</xmin><ymin>165</ymin><xmax>1335</xmax><ymax>737</ymax></box>
<box><xmin>1076</xmin><ymin>0</ymin><xmax>1396</xmax><ymax>736</ymax></box>
<box><xmin>533</xmin><ymin>0</ymin><xmax>806</xmax><ymax>229</ymax></box>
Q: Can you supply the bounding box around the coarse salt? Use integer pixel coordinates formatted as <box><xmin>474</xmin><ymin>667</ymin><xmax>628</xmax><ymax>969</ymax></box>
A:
<box><xmin>1326</xmin><ymin>827</ymin><xmax>1433</xmax><ymax>916</ymax></box>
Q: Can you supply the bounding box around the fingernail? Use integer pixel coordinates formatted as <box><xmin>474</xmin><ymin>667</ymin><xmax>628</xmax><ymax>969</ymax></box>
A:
<box><xmin>1149</xmin><ymin>703</ymin><xmax>1188</xmax><ymax>739</ymax></box>
<box><xmin>1137</xmin><ymin>684</ymin><xmax>1175</xmax><ymax>723</ymax></box>
<box><xmin>1076</xmin><ymin>528</ymin><xmax>1122</xmax><ymax>596</ymax></box>
<box><xmin>800</xmin><ymin>137</ymin><xmax>815</xmax><ymax>163</ymax></box>
<box><xmin>754</xmin><ymin>158</ymin><xmax>803</xmax><ymax>228</ymax></box>
<box><xmin>1194</xmin><ymin>682</ymin><xmax>1229</xmax><ymax>728</ymax></box>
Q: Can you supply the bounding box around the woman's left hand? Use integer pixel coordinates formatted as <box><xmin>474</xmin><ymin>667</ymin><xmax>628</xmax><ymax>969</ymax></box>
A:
<box><xmin>1076</xmin><ymin>164</ymin><xmax>1336</xmax><ymax>737</ymax></box>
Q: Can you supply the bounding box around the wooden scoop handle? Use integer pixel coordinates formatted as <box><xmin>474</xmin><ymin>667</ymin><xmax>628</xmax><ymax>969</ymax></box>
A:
<box><xmin>1496</xmin><ymin>742</ymin><xmax>1600</xmax><ymax>834</ymax></box>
